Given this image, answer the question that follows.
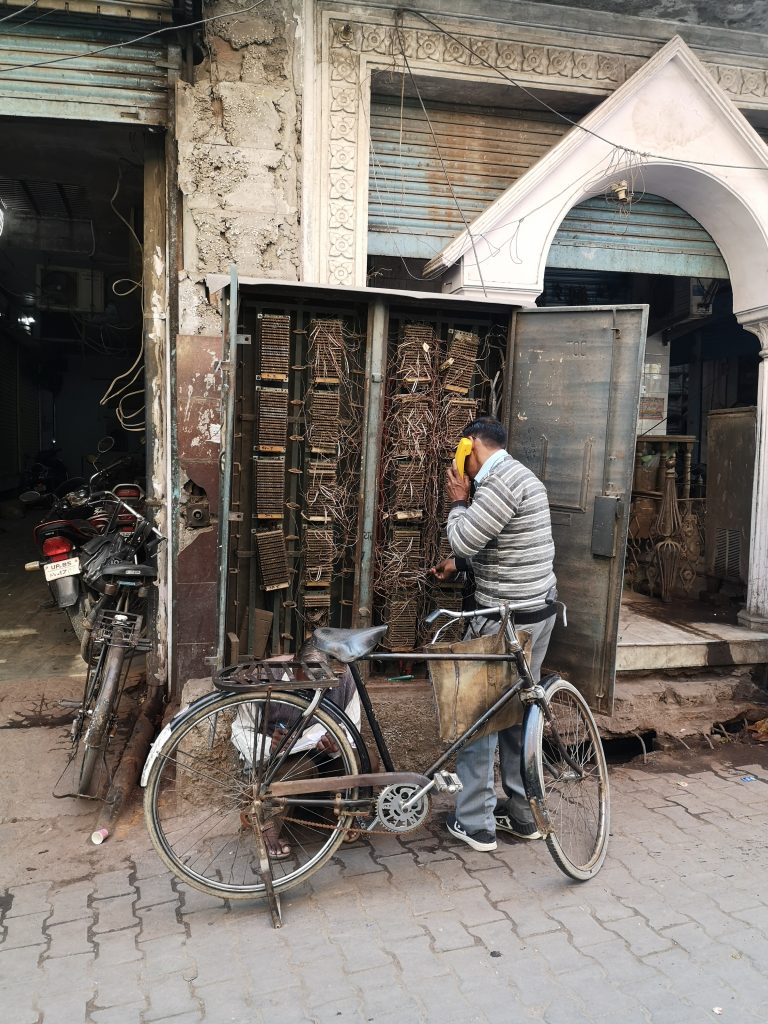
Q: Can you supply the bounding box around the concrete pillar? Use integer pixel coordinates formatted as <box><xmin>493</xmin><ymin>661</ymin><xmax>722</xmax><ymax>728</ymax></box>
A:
<box><xmin>738</xmin><ymin>318</ymin><xmax>768</xmax><ymax>630</ymax></box>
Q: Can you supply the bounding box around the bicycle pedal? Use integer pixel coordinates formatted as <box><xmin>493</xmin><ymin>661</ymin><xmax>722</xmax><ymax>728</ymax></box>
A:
<box><xmin>432</xmin><ymin>771</ymin><xmax>462</xmax><ymax>794</ymax></box>
<box><xmin>58</xmin><ymin>699</ymin><xmax>82</xmax><ymax>709</ymax></box>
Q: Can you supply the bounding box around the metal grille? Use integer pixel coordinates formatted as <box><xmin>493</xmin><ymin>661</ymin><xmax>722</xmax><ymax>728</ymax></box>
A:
<box><xmin>384</xmin><ymin>597</ymin><xmax>418</xmax><ymax>651</ymax></box>
<box><xmin>257</xmin><ymin>314</ymin><xmax>291</xmax><ymax>381</ymax></box>
<box><xmin>430</xmin><ymin>589</ymin><xmax>464</xmax><ymax>642</ymax></box>
<box><xmin>714</xmin><ymin>528</ymin><xmax>741</xmax><ymax>579</ymax></box>
<box><xmin>254</xmin><ymin>458</ymin><xmax>285</xmax><ymax>519</ymax></box>
<box><xmin>304</xmin><ymin>529</ymin><xmax>334</xmax><ymax>586</ymax></box>
<box><xmin>442</xmin><ymin>397</ymin><xmax>478</xmax><ymax>454</ymax></box>
<box><xmin>391</xmin><ymin>528</ymin><xmax>422</xmax><ymax>570</ymax></box>
<box><xmin>442</xmin><ymin>330</ymin><xmax>479</xmax><ymax>394</ymax></box>
<box><xmin>306</xmin><ymin>389</ymin><xmax>340</xmax><ymax>452</ymax></box>
<box><xmin>397</xmin><ymin>323</ymin><xmax>436</xmax><ymax>385</ymax></box>
<box><xmin>389</xmin><ymin>394</ymin><xmax>433</xmax><ymax>449</ymax></box>
<box><xmin>438</xmin><ymin>463</ymin><xmax>454</xmax><ymax>522</ymax></box>
<box><xmin>93</xmin><ymin>610</ymin><xmax>148</xmax><ymax>650</ymax></box>
<box><xmin>255</xmin><ymin>387</ymin><xmax>288</xmax><ymax>452</ymax></box>
<box><xmin>305</xmin><ymin>461</ymin><xmax>337</xmax><ymax>521</ymax></box>
<box><xmin>392</xmin><ymin>459</ymin><xmax>426</xmax><ymax>513</ymax></box>
<box><xmin>255</xmin><ymin>530</ymin><xmax>290</xmax><ymax>591</ymax></box>
<box><xmin>309</xmin><ymin>319</ymin><xmax>346</xmax><ymax>382</ymax></box>
<box><xmin>302</xmin><ymin>590</ymin><xmax>331</xmax><ymax>628</ymax></box>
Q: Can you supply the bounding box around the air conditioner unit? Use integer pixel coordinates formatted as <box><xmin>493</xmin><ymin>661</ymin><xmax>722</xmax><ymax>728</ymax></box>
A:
<box><xmin>36</xmin><ymin>265</ymin><xmax>104</xmax><ymax>313</ymax></box>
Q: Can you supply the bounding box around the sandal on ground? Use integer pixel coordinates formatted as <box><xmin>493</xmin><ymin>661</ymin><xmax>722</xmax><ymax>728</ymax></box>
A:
<box><xmin>262</xmin><ymin>822</ymin><xmax>292</xmax><ymax>860</ymax></box>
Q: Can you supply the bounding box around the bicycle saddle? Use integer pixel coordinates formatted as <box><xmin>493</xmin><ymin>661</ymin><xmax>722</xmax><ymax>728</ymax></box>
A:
<box><xmin>312</xmin><ymin>625</ymin><xmax>388</xmax><ymax>663</ymax></box>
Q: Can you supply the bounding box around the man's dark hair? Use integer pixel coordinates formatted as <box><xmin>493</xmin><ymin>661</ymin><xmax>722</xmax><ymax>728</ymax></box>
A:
<box><xmin>462</xmin><ymin>416</ymin><xmax>507</xmax><ymax>449</ymax></box>
<box><xmin>298</xmin><ymin>640</ymin><xmax>332</xmax><ymax>681</ymax></box>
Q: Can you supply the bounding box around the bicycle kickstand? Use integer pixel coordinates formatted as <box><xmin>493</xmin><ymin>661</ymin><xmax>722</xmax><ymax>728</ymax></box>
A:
<box><xmin>249</xmin><ymin>814</ymin><xmax>283</xmax><ymax>929</ymax></box>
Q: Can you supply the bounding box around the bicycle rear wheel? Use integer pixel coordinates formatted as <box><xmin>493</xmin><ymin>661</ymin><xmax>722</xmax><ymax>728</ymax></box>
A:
<box><xmin>143</xmin><ymin>691</ymin><xmax>361</xmax><ymax>900</ymax></box>
<box><xmin>523</xmin><ymin>677</ymin><xmax>609</xmax><ymax>881</ymax></box>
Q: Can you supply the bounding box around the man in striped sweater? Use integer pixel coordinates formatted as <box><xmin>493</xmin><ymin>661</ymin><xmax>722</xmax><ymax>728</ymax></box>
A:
<box><xmin>430</xmin><ymin>416</ymin><xmax>558</xmax><ymax>852</ymax></box>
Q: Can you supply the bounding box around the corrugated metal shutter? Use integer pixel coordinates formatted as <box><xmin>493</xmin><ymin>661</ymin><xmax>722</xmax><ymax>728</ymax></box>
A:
<box><xmin>368</xmin><ymin>96</ymin><xmax>568</xmax><ymax>260</ymax></box>
<box><xmin>369</xmin><ymin>97</ymin><xmax>727</xmax><ymax>279</ymax></box>
<box><xmin>0</xmin><ymin>15</ymin><xmax>178</xmax><ymax>125</ymax></box>
<box><xmin>2</xmin><ymin>0</ymin><xmax>172</xmax><ymax>21</ymax></box>
<box><xmin>548</xmin><ymin>194</ymin><xmax>727</xmax><ymax>278</ymax></box>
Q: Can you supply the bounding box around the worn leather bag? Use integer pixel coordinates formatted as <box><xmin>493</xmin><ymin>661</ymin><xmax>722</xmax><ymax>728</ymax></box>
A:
<box><xmin>428</xmin><ymin>625</ymin><xmax>532</xmax><ymax>745</ymax></box>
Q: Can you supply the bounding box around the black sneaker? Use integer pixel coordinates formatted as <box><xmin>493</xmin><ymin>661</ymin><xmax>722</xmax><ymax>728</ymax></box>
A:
<box><xmin>446</xmin><ymin>814</ymin><xmax>497</xmax><ymax>852</ymax></box>
<box><xmin>494</xmin><ymin>810</ymin><xmax>542</xmax><ymax>841</ymax></box>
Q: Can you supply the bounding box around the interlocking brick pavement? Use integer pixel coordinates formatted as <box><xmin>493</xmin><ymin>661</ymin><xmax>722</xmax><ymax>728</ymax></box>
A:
<box><xmin>1</xmin><ymin>747</ymin><xmax>767</xmax><ymax>1023</ymax></box>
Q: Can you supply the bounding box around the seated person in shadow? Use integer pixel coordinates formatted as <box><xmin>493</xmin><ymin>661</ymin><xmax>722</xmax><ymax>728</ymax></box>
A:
<box><xmin>230</xmin><ymin>640</ymin><xmax>360</xmax><ymax>859</ymax></box>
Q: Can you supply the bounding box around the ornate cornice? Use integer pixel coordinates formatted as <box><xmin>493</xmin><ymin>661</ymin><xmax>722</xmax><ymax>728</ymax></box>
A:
<box><xmin>323</xmin><ymin>16</ymin><xmax>768</xmax><ymax>287</ymax></box>
<box><xmin>743</xmin><ymin>320</ymin><xmax>768</xmax><ymax>355</ymax></box>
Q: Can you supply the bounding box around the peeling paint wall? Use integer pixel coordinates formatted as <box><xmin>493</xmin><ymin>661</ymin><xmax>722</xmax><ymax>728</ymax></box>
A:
<box><xmin>176</xmin><ymin>0</ymin><xmax>303</xmax><ymax>330</ymax></box>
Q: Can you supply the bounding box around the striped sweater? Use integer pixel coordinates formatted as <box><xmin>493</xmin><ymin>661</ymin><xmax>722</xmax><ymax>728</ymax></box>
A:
<box><xmin>447</xmin><ymin>453</ymin><xmax>556</xmax><ymax>611</ymax></box>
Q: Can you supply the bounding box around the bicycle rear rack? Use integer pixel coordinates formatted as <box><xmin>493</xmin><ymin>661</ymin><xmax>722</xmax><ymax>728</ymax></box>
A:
<box><xmin>93</xmin><ymin>610</ymin><xmax>150</xmax><ymax>650</ymax></box>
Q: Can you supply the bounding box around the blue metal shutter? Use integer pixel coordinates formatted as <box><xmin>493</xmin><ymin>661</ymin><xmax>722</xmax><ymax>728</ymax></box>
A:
<box><xmin>548</xmin><ymin>194</ymin><xmax>727</xmax><ymax>278</ymax></box>
<box><xmin>0</xmin><ymin>15</ymin><xmax>178</xmax><ymax>125</ymax></box>
<box><xmin>368</xmin><ymin>97</ymin><xmax>727</xmax><ymax>279</ymax></box>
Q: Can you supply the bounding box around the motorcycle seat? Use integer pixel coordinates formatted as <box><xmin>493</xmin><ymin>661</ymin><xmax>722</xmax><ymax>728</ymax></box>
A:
<box><xmin>101</xmin><ymin>562</ymin><xmax>157</xmax><ymax>580</ymax></box>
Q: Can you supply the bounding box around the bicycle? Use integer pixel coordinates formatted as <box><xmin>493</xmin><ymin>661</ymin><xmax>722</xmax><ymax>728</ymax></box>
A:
<box><xmin>55</xmin><ymin>493</ymin><xmax>161</xmax><ymax>798</ymax></box>
<box><xmin>142</xmin><ymin>605</ymin><xmax>610</xmax><ymax>925</ymax></box>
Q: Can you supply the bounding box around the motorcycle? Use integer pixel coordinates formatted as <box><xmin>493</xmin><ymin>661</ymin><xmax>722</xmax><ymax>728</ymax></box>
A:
<box><xmin>19</xmin><ymin>446</ymin><xmax>71</xmax><ymax>500</ymax></box>
<box><xmin>22</xmin><ymin>438</ymin><xmax>145</xmax><ymax>648</ymax></box>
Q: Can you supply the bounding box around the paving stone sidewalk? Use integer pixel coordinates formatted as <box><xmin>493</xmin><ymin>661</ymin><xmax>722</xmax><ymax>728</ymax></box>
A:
<box><xmin>1</xmin><ymin>751</ymin><xmax>767</xmax><ymax>1024</ymax></box>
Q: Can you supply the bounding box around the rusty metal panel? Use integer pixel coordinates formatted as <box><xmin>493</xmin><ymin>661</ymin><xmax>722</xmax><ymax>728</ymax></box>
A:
<box><xmin>506</xmin><ymin>305</ymin><xmax>648</xmax><ymax>715</ymax></box>
<box><xmin>175</xmin><ymin>335</ymin><xmax>223</xmax><ymax>683</ymax></box>
<box><xmin>705</xmin><ymin>407</ymin><xmax>756</xmax><ymax>584</ymax></box>
<box><xmin>0</xmin><ymin>16</ymin><xmax>178</xmax><ymax>125</ymax></box>
<box><xmin>368</xmin><ymin>96</ymin><xmax>567</xmax><ymax>258</ymax></box>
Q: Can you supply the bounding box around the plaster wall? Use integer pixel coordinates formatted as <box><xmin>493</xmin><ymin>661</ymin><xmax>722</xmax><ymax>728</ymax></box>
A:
<box><xmin>176</xmin><ymin>0</ymin><xmax>303</xmax><ymax>335</ymax></box>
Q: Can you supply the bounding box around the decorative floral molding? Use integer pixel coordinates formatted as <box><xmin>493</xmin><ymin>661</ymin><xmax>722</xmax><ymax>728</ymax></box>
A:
<box><xmin>323</xmin><ymin>18</ymin><xmax>768</xmax><ymax>286</ymax></box>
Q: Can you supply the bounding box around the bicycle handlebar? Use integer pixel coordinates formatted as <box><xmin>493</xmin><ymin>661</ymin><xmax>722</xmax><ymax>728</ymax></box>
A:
<box><xmin>425</xmin><ymin>604</ymin><xmax>510</xmax><ymax>627</ymax></box>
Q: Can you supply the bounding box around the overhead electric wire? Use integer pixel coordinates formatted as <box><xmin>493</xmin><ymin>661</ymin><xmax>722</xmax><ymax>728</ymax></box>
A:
<box><xmin>0</xmin><ymin>0</ymin><xmax>38</xmax><ymax>24</ymax></box>
<box><xmin>393</xmin><ymin>12</ymin><xmax>488</xmax><ymax>295</ymax></box>
<box><xmin>401</xmin><ymin>7</ymin><xmax>768</xmax><ymax>173</ymax></box>
<box><xmin>0</xmin><ymin>0</ymin><xmax>268</xmax><ymax>75</ymax></box>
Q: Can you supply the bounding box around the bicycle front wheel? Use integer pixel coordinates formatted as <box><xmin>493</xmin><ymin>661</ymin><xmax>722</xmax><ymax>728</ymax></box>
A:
<box><xmin>523</xmin><ymin>677</ymin><xmax>610</xmax><ymax>881</ymax></box>
<box><xmin>144</xmin><ymin>691</ymin><xmax>361</xmax><ymax>900</ymax></box>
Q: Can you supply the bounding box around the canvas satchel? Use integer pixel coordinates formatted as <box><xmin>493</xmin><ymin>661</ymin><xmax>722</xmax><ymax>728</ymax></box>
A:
<box><xmin>428</xmin><ymin>625</ymin><xmax>532</xmax><ymax>745</ymax></box>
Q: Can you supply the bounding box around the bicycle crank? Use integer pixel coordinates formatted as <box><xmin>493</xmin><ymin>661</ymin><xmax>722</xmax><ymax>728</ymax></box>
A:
<box><xmin>376</xmin><ymin>784</ymin><xmax>430</xmax><ymax>833</ymax></box>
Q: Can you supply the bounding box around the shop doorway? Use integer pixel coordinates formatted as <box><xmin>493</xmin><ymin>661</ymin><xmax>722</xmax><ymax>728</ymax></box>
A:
<box><xmin>0</xmin><ymin>117</ymin><xmax>150</xmax><ymax>492</ymax></box>
<box><xmin>0</xmin><ymin>116</ymin><xmax>150</xmax><ymax>617</ymax></box>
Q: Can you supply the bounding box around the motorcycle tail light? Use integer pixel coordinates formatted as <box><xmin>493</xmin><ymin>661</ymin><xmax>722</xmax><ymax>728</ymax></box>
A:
<box><xmin>114</xmin><ymin>484</ymin><xmax>143</xmax><ymax>501</ymax></box>
<box><xmin>42</xmin><ymin>537</ymin><xmax>74</xmax><ymax>561</ymax></box>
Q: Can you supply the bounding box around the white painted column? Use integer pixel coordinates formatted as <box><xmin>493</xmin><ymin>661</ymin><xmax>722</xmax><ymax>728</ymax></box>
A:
<box><xmin>738</xmin><ymin>319</ymin><xmax>768</xmax><ymax>630</ymax></box>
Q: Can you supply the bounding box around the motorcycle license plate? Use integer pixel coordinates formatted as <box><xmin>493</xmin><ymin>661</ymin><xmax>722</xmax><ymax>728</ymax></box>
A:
<box><xmin>44</xmin><ymin>557</ymin><xmax>81</xmax><ymax>582</ymax></box>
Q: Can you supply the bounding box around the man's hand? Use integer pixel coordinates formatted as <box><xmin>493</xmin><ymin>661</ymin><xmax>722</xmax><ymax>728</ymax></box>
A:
<box><xmin>429</xmin><ymin>557</ymin><xmax>457</xmax><ymax>583</ymax></box>
<box><xmin>446</xmin><ymin>461</ymin><xmax>471</xmax><ymax>504</ymax></box>
<box><xmin>316</xmin><ymin>733</ymin><xmax>339</xmax><ymax>754</ymax></box>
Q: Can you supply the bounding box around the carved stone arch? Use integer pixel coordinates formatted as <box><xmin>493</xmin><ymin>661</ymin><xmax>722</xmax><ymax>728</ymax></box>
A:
<box><xmin>425</xmin><ymin>35</ymin><xmax>768</xmax><ymax>323</ymax></box>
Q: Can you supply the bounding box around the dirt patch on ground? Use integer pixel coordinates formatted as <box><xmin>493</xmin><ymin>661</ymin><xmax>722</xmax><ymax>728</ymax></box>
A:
<box><xmin>619</xmin><ymin>734</ymin><xmax>768</xmax><ymax>777</ymax></box>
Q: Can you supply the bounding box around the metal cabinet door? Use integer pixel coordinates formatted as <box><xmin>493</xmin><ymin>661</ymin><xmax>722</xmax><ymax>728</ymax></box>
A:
<box><xmin>505</xmin><ymin>305</ymin><xmax>648</xmax><ymax>714</ymax></box>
